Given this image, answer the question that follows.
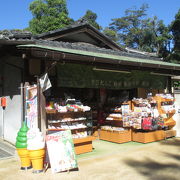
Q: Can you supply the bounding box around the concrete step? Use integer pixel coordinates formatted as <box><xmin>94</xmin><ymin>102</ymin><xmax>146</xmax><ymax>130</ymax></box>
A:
<box><xmin>0</xmin><ymin>139</ymin><xmax>16</xmax><ymax>159</ymax></box>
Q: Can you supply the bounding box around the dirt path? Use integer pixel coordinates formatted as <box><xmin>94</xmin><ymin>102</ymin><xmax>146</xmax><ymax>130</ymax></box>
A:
<box><xmin>0</xmin><ymin>138</ymin><xmax>180</xmax><ymax>180</ymax></box>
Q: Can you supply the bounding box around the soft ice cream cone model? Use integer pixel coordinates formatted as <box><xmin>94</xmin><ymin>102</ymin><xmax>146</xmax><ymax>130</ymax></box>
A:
<box><xmin>27</xmin><ymin>128</ymin><xmax>45</xmax><ymax>173</ymax></box>
<box><xmin>16</xmin><ymin>122</ymin><xmax>32</xmax><ymax>170</ymax></box>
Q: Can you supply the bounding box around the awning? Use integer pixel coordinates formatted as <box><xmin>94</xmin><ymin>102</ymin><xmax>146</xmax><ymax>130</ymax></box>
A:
<box><xmin>17</xmin><ymin>44</ymin><xmax>180</xmax><ymax>75</ymax></box>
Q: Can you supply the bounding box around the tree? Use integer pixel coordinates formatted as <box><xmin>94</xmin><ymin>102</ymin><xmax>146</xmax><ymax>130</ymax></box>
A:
<box><xmin>110</xmin><ymin>4</ymin><xmax>149</xmax><ymax>48</ymax></box>
<box><xmin>28</xmin><ymin>0</ymin><xmax>73</xmax><ymax>34</ymax></box>
<box><xmin>143</xmin><ymin>16</ymin><xmax>172</xmax><ymax>57</ymax></box>
<box><xmin>103</xmin><ymin>27</ymin><xmax>119</xmax><ymax>43</ymax></box>
<box><xmin>108</xmin><ymin>4</ymin><xmax>171</xmax><ymax>58</ymax></box>
<box><xmin>170</xmin><ymin>9</ymin><xmax>180</xmax><ymax>62</ymax></box>
<box><xmin>80</xmin><ymin>10</ymin><xmax>102</xmax><ymax>30</ymax></box>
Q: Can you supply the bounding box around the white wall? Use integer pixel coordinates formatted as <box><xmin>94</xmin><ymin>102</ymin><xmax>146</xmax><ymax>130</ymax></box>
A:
<box><xmin>0</xmin><ymin>55</ymin><xmax>23</xmax><ymax>144</ymax></box>
<box><xmin>3</xmin><ymin>96</ymin><xmax>22</xmax><ymax>143</ymax></box>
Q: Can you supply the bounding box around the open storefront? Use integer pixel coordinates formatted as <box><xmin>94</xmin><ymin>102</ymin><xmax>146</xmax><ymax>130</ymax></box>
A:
<box><xmin>18</xmin><ymin>44</ymin><xmax>179</xmax><ymax>152</ymax></box>
<box><xmin>15</xmin><ymin>22</ymin><xmax>180</xmax><ymax>172</ymax></box>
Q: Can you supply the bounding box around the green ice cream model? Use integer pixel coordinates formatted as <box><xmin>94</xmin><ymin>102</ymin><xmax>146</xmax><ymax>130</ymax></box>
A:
<box><xmin>16</xmin><ymin>122</ymin><xmax>32</xmax><ymax>170</ymax></box>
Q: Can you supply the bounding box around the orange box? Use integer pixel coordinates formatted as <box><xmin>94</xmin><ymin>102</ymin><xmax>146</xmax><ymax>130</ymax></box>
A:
<box><xmin>73</xmin><ymin>136</ymin><xmax>93</xmax><ymax>155</ymax></box>
<box><xmin>132</xmin><ymin>130</ymin><xmax>165</xmax><ymax>143</ymax></box>
<box><xmin>164</xmin><ymin>130</ymin><xmax>176</xmax><ymax>138</ymax></box>
<box><xmin>99</xmin><ymin>129</ymin><xmax>131</xmax><ymax>143</ymax></box>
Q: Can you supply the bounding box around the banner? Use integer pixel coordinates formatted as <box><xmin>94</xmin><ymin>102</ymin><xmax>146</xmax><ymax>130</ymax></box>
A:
<box><xmin>26</xmin><ymin>86</ymin><xmax>38</xmax><ymax>129</ymax></box>
<box><xmin>57</xmin><ymin>64</ymin><xmax>167</xmax><ymax>90</ymax></box>
<box><xmin>46</xmin><ymin>130</ymin><xmax>78</xmax><ymax>173</ymax></box>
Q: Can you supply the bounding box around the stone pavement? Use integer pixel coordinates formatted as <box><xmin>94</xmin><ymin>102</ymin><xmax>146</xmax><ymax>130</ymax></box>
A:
<box><xmin>0</xmin><ymin>138</ymin><xmax>180</xmax><ymax>180</ymax></box>
<box><xmin>0</xmin><ymin>139</ymin><xmax>15</xmax><ymax>160</ymax></box>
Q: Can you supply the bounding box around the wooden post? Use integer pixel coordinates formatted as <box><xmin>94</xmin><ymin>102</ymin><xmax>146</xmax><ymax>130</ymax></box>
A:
<box><xmin>20</xmin><ymin>83</ymin><xmax>24</xmax><ymax>124</ymax></box>
<box><xmin>37</xmin><ymin>77</ymin><xmax>41</xmax><ymax>130</ymax></box>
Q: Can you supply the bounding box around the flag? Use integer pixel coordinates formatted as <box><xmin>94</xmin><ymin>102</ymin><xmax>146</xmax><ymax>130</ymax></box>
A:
<box><xmin>39</xmin><ymin>73</ymin><xmax>52</xmax><ymax>92</ymax></box>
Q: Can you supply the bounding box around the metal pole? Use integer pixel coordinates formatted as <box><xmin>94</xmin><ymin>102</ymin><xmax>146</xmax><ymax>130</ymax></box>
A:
<box><xmin>2</xmin><ymin>106</ymin><xmax>4</xmax><ymax>139</ymax></box>
<box><xmin>20</xmin><ymin>83</ymin><xmax>24</xmax><ymax>124</ymax></box>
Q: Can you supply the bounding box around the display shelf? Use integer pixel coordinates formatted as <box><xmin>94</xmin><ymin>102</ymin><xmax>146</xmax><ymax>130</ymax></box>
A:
<box><xmin>153</xmin><ymin>95</ymin><xmax>176</xmax><ymax>129</ymax></box>
<box><xmin>106</xmin><ymin>118</ymin><xmax>122</xmax><ymax>121</ymax></box>
<box><xmin>46</xmin><ymin>109</ymin><xmax>57</xmax><ymax>113</ymax></box>
<box><xmin>91</xmin><ymin>126</ymin><xmax>99</xmax><ymax>140</ymax></box>
<box><xmin>164</xmin><ymin>129</ymin><xmax>176</xmax><ymax>138</ymax></box>
<box><xmin>46</xmin><ymin>110</ymin><xmax>93</xmax><ymax>155</ymax></box>
<box><xmin>73</xmin><ymin>136</ymin><xmax>93</xmax><ymax>155</ymax></box>
<box><xmin>99</xmin><ymin>129</ymin><xmax>131</xmax><ymax>143</ymax></box>
<box><xmin>48</xmin><ymin>118</ymin><xmax>87</xmax><ymax>123</ymax></box>
<box><xmin>161</xmin><ymin>109</ymin><xmax>176</xmax><ymax>114</ymax></box>
<box><xmin>48</xmin><ymin>127</ymin><xmax>88</xmax><ymax>130</ymax></box>
<box><xmin>132</xmin><ymin>130</ymin><xmax>165</xmax><ymax>143</ymax></box>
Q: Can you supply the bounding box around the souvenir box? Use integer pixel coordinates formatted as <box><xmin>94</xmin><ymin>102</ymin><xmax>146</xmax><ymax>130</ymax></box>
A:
<box><xmin>132</xmin><ymin>130</ymin><xmax>165</xmax><ymax>143</ymax></box>
<box><xmin>99</xmin><ymin>129</ymin><xmax>131</xmax><ymax>143</ymax></box>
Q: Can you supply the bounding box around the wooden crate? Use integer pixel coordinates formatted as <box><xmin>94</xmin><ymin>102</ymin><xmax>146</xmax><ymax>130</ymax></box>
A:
<box><xmin>132</xmin><ymin>130</ymin><xmax>165</xmax><ymax>143</ymax></box>
<box><xmin>164</xmin><ymin>130</ymin><xmax>176</xmax><ymax>138</ymax></box>
<box><xmin>91</xmin><ymin>126</ymin><xmax>99</xmax><ymax>140</ymax></box>
<box><xmin>99</xmin><ymin>129</ymin><xmax>131</xmax><ymax>143</ymax></box>
<box><xmin>73</xmin><ymin>136</ymin><xmax>93</xmax><ymax>155</ymax></box>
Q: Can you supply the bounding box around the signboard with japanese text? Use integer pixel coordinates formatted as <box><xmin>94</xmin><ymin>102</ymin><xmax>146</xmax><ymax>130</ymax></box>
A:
<box><xmin>57</xmin><ymin>63</ymin><xmax>167</xmax><ymax>89</ymax></box>
<box><xmin>46</xmin><ymin>130</ymin><xmax>78</xmax><ymax>173</ymax></box>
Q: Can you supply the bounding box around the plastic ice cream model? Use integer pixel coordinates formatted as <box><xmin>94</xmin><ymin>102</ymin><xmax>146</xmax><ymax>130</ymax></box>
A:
<box><xmin>27</xmin><ymin>128</ymin><xmax>45</xmax><ymax>173</ymax></box>
<box><xmin>16</xmin><ymin>122</ymin><xmax>32</xmax><ymax>170</ymax></box>
<box><xmin>16</xmin><ymin>122</ymin><xmax>29</xmax><ymax>148</ymax></box>
<box><xmin>27</xmin><ymin>128</ymin><xmax>45</xmax><ymax>150</ymax></box>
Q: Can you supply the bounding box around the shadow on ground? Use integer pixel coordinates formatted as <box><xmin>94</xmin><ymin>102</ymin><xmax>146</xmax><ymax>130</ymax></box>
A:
<box><xmin>123</xmin><ymin>138</ymin><xmax>180</xmax><ymax>180</ymax></box>
<box><xmin>160</xmin><ymin>138</ymin><xmax>180</xmax><ymax>147</ymax></box>
<box><xmin>124</xmin><ymin>157</ymin><xmax>179</xmax><ymax>180</ymax></box>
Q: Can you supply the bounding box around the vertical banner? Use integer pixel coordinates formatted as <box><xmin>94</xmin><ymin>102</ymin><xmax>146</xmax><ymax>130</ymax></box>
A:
<box><xmin>46</xmin><ymin>130</ymin><xmax>78</xmax><ymax>173</ymax></box>
<box><xmin>26</xmin><ymin>86</ymin><xmax>38</xmax><ymax>129</ymax></box>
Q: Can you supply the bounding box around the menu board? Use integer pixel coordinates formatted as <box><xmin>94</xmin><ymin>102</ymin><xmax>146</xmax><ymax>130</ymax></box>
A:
<box><xmin>46</xmin><ymin>130</ymin><xmax>78</xmax><ymax>173</ymax></box>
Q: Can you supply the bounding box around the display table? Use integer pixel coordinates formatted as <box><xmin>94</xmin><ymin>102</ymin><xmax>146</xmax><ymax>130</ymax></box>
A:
<box><xmin>99</xmin><ymin>129</ymin><xmax>131</xmax><ymax>143</ymax></box>
<box><xmin>164</xmin><ymin>129</ymin><xmax>176</xmax><ymax>138</ymax></box>
<box><xmin>132</xmin><ymin>130</ymin><xmax>165</xmax><ymax>143</ymax></box>
<box><xmin>73</xmin><ymin>136</ymin><xmax>93</xmax><ymax>155</ymax></box>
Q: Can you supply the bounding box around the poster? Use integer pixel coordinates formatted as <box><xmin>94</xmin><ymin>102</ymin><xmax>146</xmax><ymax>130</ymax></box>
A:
<box><xmin>26</xmin><ymin>86</ymin><xmax>38</xmax><ymax>128</ymax></box>
<box><xmin>46</xmin><ymin>130</ymin><xmax>78</xmax><ymax>173</ymax></box>
<box><xmin>121</xmin><ymin>104</ymin><xmax>130</xmax><ymax>116</ymax></box>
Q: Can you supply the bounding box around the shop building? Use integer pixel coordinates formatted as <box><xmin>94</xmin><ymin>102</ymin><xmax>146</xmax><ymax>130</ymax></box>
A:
<box><xmin>0</xmin><ymin>22</ymin><xmax>180</xmax><ymax>145</ymax></box>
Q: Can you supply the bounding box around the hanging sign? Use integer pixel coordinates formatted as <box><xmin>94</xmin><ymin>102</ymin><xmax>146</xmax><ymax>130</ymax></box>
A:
<box><xmin>57</xmin><ymin>63</ymin><xmax>167</xmax><ymax>89</ymax></box>
<box><xmin>39</xmin><ymin>73</ymin><xmax>52</xmax><ymax>92</ymax></box>
<box><xmin>46</xmin><ymin>130</ymin><xmax>78</xmax><ymax>173</ymax></box>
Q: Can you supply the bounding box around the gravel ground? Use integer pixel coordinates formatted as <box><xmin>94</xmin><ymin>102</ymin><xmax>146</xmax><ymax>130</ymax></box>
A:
<box><xmin>0</xmin><ymin>138</ymin><xmax>180</xmax><ymax>180</ymax></box>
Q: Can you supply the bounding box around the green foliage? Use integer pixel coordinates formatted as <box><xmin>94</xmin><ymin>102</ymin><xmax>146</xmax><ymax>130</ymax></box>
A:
<box><xmin>170</xmin><ymin>9</ymin><xmax>180</xmax><ymax>62</ymax></box>
<box><xmin>103</xmin><ymin>27</ymin><xmax>119</xmax><ymax>42</ymax></box>
<box><xmin>28</xmin><ymin>0</ymin><xmax>73</xmax><ymax>34</ymax></box>
<box><xmin>108</xmin><ymin>4</ymin><xmax>171</xmax><ymax>58</ymax></box>
<box><xmin>80</xmin><ymin>10</ymin><xmax>102</xmax><ymax>30</ymax></box>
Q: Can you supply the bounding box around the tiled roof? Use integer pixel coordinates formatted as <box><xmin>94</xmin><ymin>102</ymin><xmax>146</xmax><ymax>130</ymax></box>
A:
<box><xmin>0</xmin><ymin>30</ymin><xmax>32</xmax><ymax>40</ymax></box>
<box><xmin>35</xmin><ymin>39</ymin><xmax>162</xmax><ymax>61</ymax></box>
<box><xmin>0</xmin><ymin>24</ymin><xmax>163</xmax><ymax>61</ymax></box>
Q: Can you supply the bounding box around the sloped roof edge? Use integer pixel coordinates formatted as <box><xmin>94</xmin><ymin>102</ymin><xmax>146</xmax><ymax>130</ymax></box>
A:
<box><xmin>17</xmin><ymin>44</ymin><xmax>180</xmax><ymax>71</ymax></box>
